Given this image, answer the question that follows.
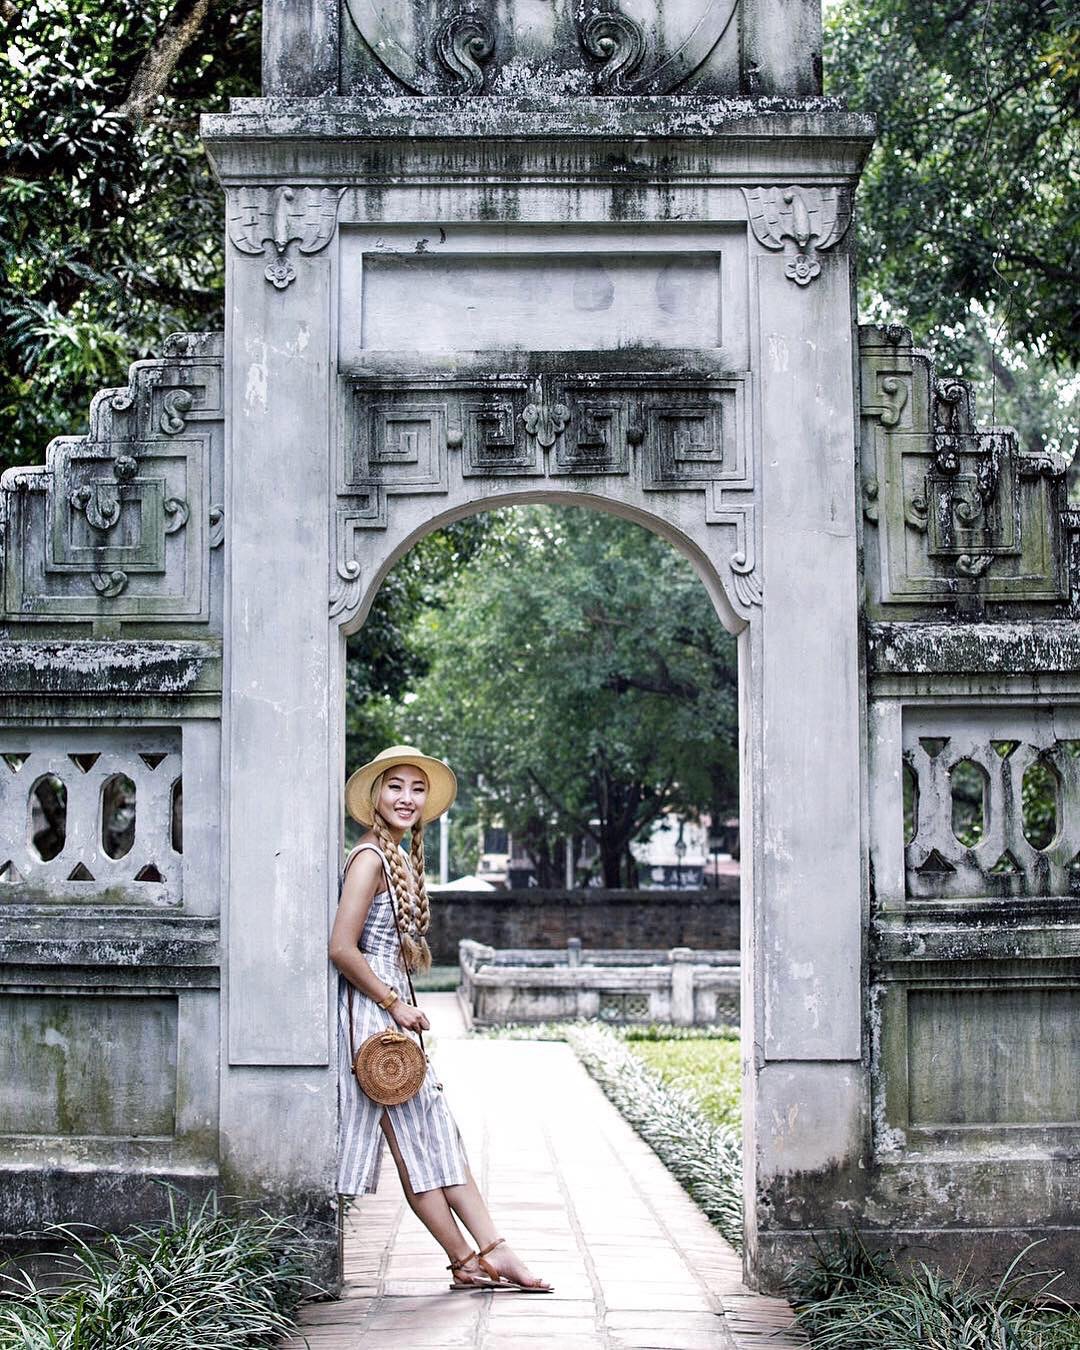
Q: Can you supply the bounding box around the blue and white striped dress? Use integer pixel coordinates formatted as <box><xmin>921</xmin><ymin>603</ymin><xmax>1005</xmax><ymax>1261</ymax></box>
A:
<box><xmin>336</xmin><ymin>842</ymin><xmax>470</xmax><ymax>1196</ymax></box>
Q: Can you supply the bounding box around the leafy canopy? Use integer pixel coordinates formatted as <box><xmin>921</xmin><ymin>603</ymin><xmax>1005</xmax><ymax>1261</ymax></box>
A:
<box><xmin>367</xmin><ymin>506</ymin><xmax>738</xmax><ymax>887</ymax></box>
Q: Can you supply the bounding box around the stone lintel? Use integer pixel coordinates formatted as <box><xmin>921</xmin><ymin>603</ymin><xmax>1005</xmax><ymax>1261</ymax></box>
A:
<box><xmin>0</xmin><ymin>913</ymin><xmax>220</xmax><ymax>973</ymax></box>
<box><xmin>201</xmin><ymin>96</ymin><xmax>874</xmax><ymax>180</ymax></box>
<box><xmin>0</xmin><ymin>639</ymin><xmax>222</xmax><ymax>697</ymax></box>
<box><xmin>867</xmin><ymin>621</ymin><xmax>1080</xmax><ymax>677</ymax></box>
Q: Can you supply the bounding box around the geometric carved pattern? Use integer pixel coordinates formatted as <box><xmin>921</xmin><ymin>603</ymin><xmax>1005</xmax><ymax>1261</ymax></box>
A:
<box><xmin>0</xmin><ymin>727</ymin><xmax>182</xmax><ymax>906</ymax></box>
<box><xmin>337</xmin><ymin>362</ymin><xmax>757</xmax><ymax>616</ymax></box>
<box><xmin>860</xmin><ymin>326</ymin><xmax>1070</xmax><ymax>610</ymax></box>
<box><xmin>901</xmin><ymin>707</ymin><xmax>1080</xmax><ymax>902</ymax></box>
<box><xmin>0</xmin><ymin>333</ymin><xmax>223</xmax><ymax>626</ymax></box>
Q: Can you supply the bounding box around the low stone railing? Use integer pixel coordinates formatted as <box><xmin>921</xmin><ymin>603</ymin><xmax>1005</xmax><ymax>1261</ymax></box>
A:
<box><xmin>458</xmin><ymin>937</ymin><xmax>740</xmax><ymax>1028</ymax></box>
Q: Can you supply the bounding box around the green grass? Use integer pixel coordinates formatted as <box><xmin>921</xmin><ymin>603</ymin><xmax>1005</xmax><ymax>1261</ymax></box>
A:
<box><xmin>0</xmin><ymin>1191</ymin><xmax>320</xmax><ymax>1349</ymax></box>
<box><xmin>624</xmin><ymin>1033</ymin><xmax>741</xmax><ymax>1133</ymax></box>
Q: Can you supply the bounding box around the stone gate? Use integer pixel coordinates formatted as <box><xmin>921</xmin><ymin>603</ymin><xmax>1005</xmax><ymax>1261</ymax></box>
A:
<box><xmin>1</xmin><ymin>0</ymin><xmax>1076</xmax><ymax>1294</ymax></box>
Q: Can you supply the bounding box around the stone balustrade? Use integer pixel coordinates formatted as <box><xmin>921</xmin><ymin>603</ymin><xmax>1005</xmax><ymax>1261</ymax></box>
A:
<box><xmin>458</xmin><ymin>937</ymin><xmax>740</xmax><ymax>1028</ymax></box>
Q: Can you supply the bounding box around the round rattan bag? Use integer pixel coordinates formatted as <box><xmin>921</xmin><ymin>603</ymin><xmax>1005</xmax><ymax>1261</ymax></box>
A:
<box><xmin>352</xmin><ymin>1028</ymin><xmax>427</xmax><ymax>1106</ymax></box>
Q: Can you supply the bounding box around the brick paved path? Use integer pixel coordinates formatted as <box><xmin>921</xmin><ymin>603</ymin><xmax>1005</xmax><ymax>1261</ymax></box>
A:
<box><xmin>285</xmin><ymin>995</ymin><xmax>802</xmax><ymax>1349</ymax></box>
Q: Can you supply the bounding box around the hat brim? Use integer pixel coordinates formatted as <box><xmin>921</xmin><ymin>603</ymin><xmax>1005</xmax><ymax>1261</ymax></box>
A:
<box><xmin>345</xmin><ymin>746</ymin><xmax>457</xmax><ymax>826</ymax></box>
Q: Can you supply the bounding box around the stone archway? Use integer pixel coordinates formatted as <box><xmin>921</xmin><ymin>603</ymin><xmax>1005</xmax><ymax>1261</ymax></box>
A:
<box><xmin>205</xmin><ymin>105</ymin><xmax>870</xmax><ymax>1289</ymax></box>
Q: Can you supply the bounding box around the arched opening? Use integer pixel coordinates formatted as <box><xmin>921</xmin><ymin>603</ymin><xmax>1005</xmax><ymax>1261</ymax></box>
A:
<box><xmin>336</xmin><ymin>488</ymin><xmax>749</xmax><ymax>1248</ymax></box>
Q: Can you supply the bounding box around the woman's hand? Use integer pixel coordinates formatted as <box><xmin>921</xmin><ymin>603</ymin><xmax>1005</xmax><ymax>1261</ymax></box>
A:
<box><xmin>390</xmin><ymin>1001</ymin><xmax>430</xmax><ymax>1033</ymax></box>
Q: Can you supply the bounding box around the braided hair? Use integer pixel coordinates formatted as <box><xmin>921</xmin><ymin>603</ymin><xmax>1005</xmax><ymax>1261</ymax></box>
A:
<box><xmin>369</xmin><ymin>774</ymin><xmax>433</xmax><ymax>974</ymax></box>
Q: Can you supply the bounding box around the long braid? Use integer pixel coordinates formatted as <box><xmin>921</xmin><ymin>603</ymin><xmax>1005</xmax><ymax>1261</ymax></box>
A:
<box><xmin>409</xmin><ymin>823</ymin><xmax>432</xmax><ymax>971</ymax></box>
<box><xmin>369</xmin><ymin>774</ymin><xmax>431</xmax><ymax>973</ymax></box>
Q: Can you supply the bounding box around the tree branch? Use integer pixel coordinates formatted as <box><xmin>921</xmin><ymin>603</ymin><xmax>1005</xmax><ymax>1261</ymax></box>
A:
<box><xmin>115</xmin><ymin>0</ymin><xmax>212</xmax><ymax>125</ymax></box>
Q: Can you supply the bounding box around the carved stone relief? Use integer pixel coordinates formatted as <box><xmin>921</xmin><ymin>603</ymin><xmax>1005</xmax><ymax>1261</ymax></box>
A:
<box><xmin>227</xmin><ymin>187</ymin><xmax>344</xmax><ymax>289</ymax></box>
<box><xmin>900</xmin><ymin>710</ymin><xmax>1080</xmax><ymax>903</ymax></box>
<box><xmin>742</xmin><ymin>185</ymin><xmax>852</xmax><ymax>285</ymax></box>
<box><xmin>334</xmin><ymin>365</ymin><xmax>756</xmax><ymax>620</ymax></box>
<box><xmin>341</xmin><ymin>0</ymin><xmax>741</xmax><ymax>97</ymax></box>
<box><xmin>860</xmin><ymin>326</ymin><xmax>1070</xmax><ymax>610</ymax></box>
<box><xmin>0</xmin><ymin>336</ymin><xmax>223</xmax><ymax>626</ymax></box>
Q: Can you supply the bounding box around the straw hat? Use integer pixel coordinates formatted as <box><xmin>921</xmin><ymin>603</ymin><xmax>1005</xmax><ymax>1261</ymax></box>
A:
<box><xmin>345</xmin><ymin>745</ymin><xmax>457</xmax><ymax>826</ymax></box>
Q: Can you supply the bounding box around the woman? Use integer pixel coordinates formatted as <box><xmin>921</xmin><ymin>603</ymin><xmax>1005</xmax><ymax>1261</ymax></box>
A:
<box><xmin>329</xmin><ymin>744</ymin><xmax>552</xmax><ymax>1293</ymax></box>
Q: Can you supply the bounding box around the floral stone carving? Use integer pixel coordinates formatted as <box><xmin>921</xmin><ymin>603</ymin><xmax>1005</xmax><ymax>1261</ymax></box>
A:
<box><xmin>742</xmin><ymin>186</ymin><xmax>852</xmax><ymax>285</ymax></box>
<box><xmin>227</xmin><ymin>186</ymin><xmax>344</xmax><ymax>289</ymax></box>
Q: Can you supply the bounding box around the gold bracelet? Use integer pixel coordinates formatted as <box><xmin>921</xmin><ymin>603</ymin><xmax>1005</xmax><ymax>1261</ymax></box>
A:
<box><xmin>377</xmin><ymin>989</ymin><xmax>399</xmax><ymax>1010</ymax></box>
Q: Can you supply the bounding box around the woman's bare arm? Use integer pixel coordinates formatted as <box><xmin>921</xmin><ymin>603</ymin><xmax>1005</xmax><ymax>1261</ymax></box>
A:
<box><xmin>329</xmin><ymin>848</ymin><xmax>429</xmax><ymax>1031</ymax></box>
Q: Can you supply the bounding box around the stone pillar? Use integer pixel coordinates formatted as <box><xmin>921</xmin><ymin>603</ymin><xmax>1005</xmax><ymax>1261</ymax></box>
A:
<box><xmin>746</xmin><ymin>235</ymin><xmax>866</xmax><ymax>1286</ymax></box>
<box><xmin>669</xmin><ymin>948</ymin><xmax>696</xmax><ymax>1026</ymax></box>
<box><xmin>216</xmin><ymin>196</ymin><xmax>338</xmax><ymax>1271</ymax></box>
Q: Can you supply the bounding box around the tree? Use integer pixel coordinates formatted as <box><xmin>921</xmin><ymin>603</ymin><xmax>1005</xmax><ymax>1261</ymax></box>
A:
<box><xmin>374</xmin><ymin>506</ymin><xmax>739</xmax><ymax>887</ymax></box>
<box><xmin>0</xmin><ymin>1</ymin><xmax>261</xmax><ymax>472</ymax></box>
<box><xmin>825</xmin><ymin>0</ymin><xmax>1078</xmax><ymax>466</ymax></box>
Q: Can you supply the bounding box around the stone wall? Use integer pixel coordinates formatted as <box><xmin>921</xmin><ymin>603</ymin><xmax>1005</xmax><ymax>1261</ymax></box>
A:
<box><xmin>426</xmin><ymin>882</ymin><xmax>740</xmax><ymax>964</ymax></box>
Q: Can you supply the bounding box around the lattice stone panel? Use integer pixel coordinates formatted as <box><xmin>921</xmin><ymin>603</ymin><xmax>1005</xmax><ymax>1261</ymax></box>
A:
<box><xmin>0</xmin><ymin>728</ymin><xmax>182</xmax><ymax>905</ymax></box>
<box><xmin>598</xmin><ymin>991</ymin><xmax>652</xmax><ymax>1022</ymax></box>
<box><xmin>903</xmin><ymin>707</ymin><xmax>1080</xmax><ymax>901</ymax></box>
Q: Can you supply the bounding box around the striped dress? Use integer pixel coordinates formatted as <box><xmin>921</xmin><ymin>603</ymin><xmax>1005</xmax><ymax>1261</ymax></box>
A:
<box><xmin>336</xmin><ymin>842</ymin><xmax>470</xmax><ymax>1197</ymax></box>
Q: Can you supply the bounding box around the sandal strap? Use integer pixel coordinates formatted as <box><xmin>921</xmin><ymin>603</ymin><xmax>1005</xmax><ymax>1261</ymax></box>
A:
<box><xmin>447</xmin><ymin>1250</ymin><xmax>477</xmax><ymax>1272</ymax></box>
<box><xmin>476</xmin><ymin>1237</ymin><xmax>505</xmax><ymax>1259</ymax></box>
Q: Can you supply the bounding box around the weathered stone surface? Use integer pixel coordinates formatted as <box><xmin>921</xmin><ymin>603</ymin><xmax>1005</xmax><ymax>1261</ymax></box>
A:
<box><xmin>459</xmin><ymin>938</ymin><xmax>741</xmax><ymax>1026</ymax></box>
<box><xmin>262</xmin><ymin>2</ymin><xmax>824</xmax><ymax>99</ymax></box>
<box><xmin>860</xmin><ymin>325</ymin><xmax>1073</xmax><ymax>617</ymax></box>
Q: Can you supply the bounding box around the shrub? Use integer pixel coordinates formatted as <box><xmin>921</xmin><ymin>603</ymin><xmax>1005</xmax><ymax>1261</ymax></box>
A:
<box><xmin>790</xmin><ymin>1233</ymin><xmax>1080</xmax><ymax>1349</ymax></box>
<box><xmin>0</xmin><ymin>1190</ymin><xmax>320</xmax><ymax>1349</ymax></box>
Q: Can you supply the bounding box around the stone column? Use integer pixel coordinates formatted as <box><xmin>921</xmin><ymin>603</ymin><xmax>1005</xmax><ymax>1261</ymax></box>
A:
<box><xmin>215</xmin><ymin>196</ymin><xmax>338</xmax><ymax>1270</ymax></box>
<box><xmin>747</xmin><ymin>239</ymin><xmax>866</xmax><ymax>1284</ymax></box>
<box><xmin>669</xmin><ymin>947</ymin><xmax>697</xmax><ymax>1026</ymax></box>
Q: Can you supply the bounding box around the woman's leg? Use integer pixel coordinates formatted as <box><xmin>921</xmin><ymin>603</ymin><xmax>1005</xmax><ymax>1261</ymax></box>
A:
<box><xmin>443</xmin><ymin>1170</ymin><xmax>552</xmax><ymax>1290</ymax></box>
<box><xmin>379</xmin><ymin>1114</ymin><xmax>473</xmax><ymax>1269</ymax></box>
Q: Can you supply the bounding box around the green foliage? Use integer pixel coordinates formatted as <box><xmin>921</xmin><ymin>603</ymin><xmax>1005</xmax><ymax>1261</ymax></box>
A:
<box><xmin>0</xmin><ymin>1190</ymin><xmax>319</xmax><ymax>1348</ymax></box>
<box><xmin>791</xmin><ymin>1232</ymin><xmax>1080</xmax><ymax>1349</ymax></box>
<box><xmin>367</xmin><ymin>505</ymin><xmax>738</xmax><ymax>885</ymax></box>
<box><xmin>827</xmin><ymin>0</ymin><xmax>1077</xmax><ymax>366</ymax></box>
<box><xmin>0</xmin><ymin>2</ymin><xmax>261</xmax><ymax>472</ymax></box>
<box><xmin>826</xmin><ymin>0</ymin><xmax>1079</xmax><ymax>473</ymax></box>
<box><xmin>344</xmin><ymin>516</ymin><xmax>493</xmax><ymax>775</ymax></box>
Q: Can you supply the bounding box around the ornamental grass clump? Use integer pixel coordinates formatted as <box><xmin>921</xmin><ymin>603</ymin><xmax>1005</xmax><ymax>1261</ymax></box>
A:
<box><xmin>563</xmin><ymin>1022</ymin><xmax>743</xmax><ymax>1250</ymax></box>
<box><xmin>0</xmin><ymin>1190</ymin><xmax>320</xmax><ymax>1350</ymax></box>
<box><xmin>791</xmin><ymin>1233</ymin><xmax>1080</xmax><ymax>1350</ymax></box>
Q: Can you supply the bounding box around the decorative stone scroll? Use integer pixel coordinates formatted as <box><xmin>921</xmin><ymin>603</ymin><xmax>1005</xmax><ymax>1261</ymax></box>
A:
<box><xmin>0</xmin><ymin>335</ymin><xmax>223</xmax><ymax>628</ymax></box>
<box><xmin>333</xmin><ymin>365</ymin><xmax>757</xmax><ymax>619</ymax></box>
<box><xmin>860</xmin><ymin>326</ymin><xmax>1070</xmax><ymax>612</ymax></box>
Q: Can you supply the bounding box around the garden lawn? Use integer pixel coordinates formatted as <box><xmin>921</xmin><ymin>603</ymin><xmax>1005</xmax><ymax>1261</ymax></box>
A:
<box><xmin>624</xmin><ymin>1031</ymin><xmax>741</xmax><ymax>1133</ymax></box>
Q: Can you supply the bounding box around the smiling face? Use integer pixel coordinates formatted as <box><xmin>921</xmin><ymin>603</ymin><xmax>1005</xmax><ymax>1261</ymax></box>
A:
<box><xmin>375</xmin><ymin>763</ymin><xmax>429</xmax><ymax>831</ymax></box>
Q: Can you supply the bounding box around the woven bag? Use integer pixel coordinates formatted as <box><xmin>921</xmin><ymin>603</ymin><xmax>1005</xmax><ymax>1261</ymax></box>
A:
<box><xmin>352</xmin><ymin>1027</ymin><xmax>426</xmax><ymax>1106</ymax></box>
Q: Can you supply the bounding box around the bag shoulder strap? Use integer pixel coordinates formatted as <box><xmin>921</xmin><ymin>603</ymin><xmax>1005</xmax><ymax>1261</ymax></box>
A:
<box><xmin>343</xmin><ymin>840</ymin><xmax>423</xmax><ymax>1064</ymax></box>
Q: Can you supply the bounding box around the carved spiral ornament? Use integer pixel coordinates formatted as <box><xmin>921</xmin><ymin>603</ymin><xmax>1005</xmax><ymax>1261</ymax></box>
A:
<box><xmin>434</xmin><ymin>13</ymin><xmax>495</xmax><ymax>94</ymax></box>
<box><xmin>581</xmin><ymin>12</ymin><xmax>646</xmax><ymax>92</ymax></box>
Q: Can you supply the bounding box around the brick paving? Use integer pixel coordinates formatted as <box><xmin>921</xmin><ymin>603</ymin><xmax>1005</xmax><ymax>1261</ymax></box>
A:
<box><xmin>284</xmin><ymin>995</ymin><xmax>803</xmax><ymax>1350</ymax></box>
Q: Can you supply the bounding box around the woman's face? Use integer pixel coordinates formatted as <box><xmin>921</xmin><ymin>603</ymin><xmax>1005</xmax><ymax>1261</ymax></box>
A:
<box><xmin>377</xmin><ymin>763</ymin><xmax>429</xmax><ymax>830</ymax></box>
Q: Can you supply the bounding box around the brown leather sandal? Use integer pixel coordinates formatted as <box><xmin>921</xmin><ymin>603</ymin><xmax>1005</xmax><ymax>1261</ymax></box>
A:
<box><xmin>447</xmin><ymin>1250</ymin><xmax>502</xmax><ymax>1291</ymax></box>
<box><xmin>473</xmin><ymin>1236</ymin><xmax>554</xmax><ymax>1293</ymax></box>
